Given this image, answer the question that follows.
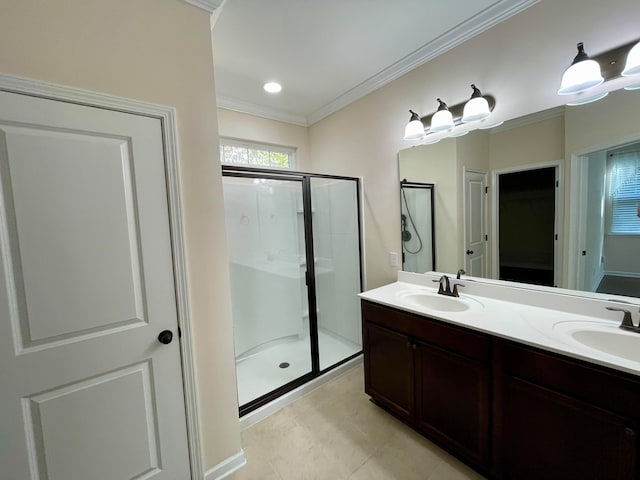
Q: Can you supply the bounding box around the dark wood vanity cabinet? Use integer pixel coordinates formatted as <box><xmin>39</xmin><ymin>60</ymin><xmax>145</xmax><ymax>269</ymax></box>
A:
<box><xmin>362</xmin><ymin>299</ymin><xmax>640</xmax><ymax>479</ymax></box>
<box><xmin>362</xmin><ymin>300</ymin><xmax>491</xmax><ymax>469</ymax></box>
<box><xmin>494</xmin><ymin>341</ymin><xmax>639</xmax><ymax>480</ymax></box>
<box><xmin>415</xmin><ymin>340</ymin><xmax>490</xmax><ymax>467</ymax></box>
<box><xmin>363</xmin><ymin>321</ymin><xmax>414</xmax><ymax>421</ymax></box>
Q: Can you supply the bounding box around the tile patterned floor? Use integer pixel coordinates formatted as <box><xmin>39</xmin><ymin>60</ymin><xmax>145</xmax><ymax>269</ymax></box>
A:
<box><xmin>230</xmin><ymin>363</ymin><xmax>487</xmax><ymax>480</ymax></box>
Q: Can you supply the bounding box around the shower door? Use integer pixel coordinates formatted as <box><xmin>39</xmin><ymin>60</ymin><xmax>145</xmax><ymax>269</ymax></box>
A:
<box><xmin>400</xmin><ymin>181</ymin><xmax>436</xmax><ymax>273</ymax></box>
<box><xmin>222</xmin><ymin>172</ymin><xmax>314</xmax><ymax>410</ymax></box>
<box><xmin>310</xmin><ymin>177</ymin><xmax>363</xmax><ymax>370</ymax></box>
<box><xmin>222</xmin><ymin>166</ymin><xmax>364</xmax><ymax>415</ymax></box>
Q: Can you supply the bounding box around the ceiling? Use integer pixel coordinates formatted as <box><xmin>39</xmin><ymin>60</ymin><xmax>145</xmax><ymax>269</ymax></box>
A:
<box><xmin>211</xmin><ymin>0</ymin><xmax>537</xmax><ymax>126</ymax></box>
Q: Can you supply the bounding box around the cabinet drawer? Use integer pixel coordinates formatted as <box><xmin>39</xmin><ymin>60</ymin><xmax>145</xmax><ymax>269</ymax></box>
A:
<box><xmin>362</xmin><ymin>300</ymin><xmax>490</xmax><ymax>362</ymax></box>
<box><xmin>499</xmin><ymin>340</ymin><xmax>640</xmax><ymax>418</ymax></box>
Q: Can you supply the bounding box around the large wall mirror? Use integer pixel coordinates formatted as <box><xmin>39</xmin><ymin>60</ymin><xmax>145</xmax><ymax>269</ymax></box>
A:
<box><xmin>398</xmin><ymin>86</ymin><xmax>640</xmax><ymax>299</ymax></box>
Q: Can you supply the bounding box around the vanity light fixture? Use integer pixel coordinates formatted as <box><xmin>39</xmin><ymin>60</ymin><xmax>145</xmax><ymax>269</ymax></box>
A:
<box><xmin>622</xmin><ymin>41</ymin><xmax>640</xmax><ymax>76</ymax></box>
<box><xmin>461</xmin><ymin>84</ymin><xmax>491</xmax><ymax>123</ymax></box>
<box><xmin>403</xmin><ymin>85</ymin><xmax>495</xmax><ymax>142</ymax></box>
<box><xmin>479</xmin><ymin>120</ymin><xmax>504</xmax><ymax>130</ymax></box>
<box><xmin>429</xmin><ymin>99</ymin><xmax>455</xmax><ymax>132</ymax></box>
<box><xmin>403</xmin><ymin>110</ymin><xmax>426</xmax><ymax>140</ymax></box>
<box><xmin>557</xmin><ymin>38</ymin><xmax>640</xmax><ymax>101</ymax></box>
<box><xmin>566</xmin><ymin>91</ymin><xmax>609</xmax><ymax>106</ymax></box>
<box><xmin>450</xmin><ymin>130</ymin><xmax>469</xmax><ymax>138</ymax></box>
<box><xmin>558</xmin><ymin>42</ymin><xmax>603</xmax><ymax>95</ymax></box>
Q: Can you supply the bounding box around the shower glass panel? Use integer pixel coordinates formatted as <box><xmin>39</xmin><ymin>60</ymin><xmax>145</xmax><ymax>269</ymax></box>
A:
<box><xmin>400</xmin><ymin>181</ymin><xmax>436</xmax><ymax>273</ymax></box>
<box><xmin>310</xmin><ymin>177</ymin><xmax>363</xmax><ymax>370</ymax></box>
<box><xmin>222</xmin><ymin>175</ymin><xmax>312</xmax><ymax>408</ymax></box>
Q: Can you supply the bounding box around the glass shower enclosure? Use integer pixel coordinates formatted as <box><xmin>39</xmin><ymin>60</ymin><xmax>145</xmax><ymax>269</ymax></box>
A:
<box><xmin>222</xmin><ymin>166</ymin><xmax>363</xmax><ymax>415</ymax></box>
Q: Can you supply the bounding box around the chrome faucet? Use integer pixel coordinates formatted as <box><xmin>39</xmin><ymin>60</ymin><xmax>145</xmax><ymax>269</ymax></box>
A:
<box><xmin>606</xmin><ymin>306</ymin><xmax>640</xmax><ymax>333</ymax></box>
<box><xmin>433</xmin><ymin>274</ymin><xmax>464</xmax><ymax>297</ymax></box>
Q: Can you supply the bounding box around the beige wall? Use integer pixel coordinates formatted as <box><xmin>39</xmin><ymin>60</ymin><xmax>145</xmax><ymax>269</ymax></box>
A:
<box><xmin>308</xmin><ymin>0</ymin><xmax>640</xmax><ymax>289</ymax></box>
<box><xmin>490</xmin><ymin>115</ymin><xmax>565</xmax><ymax>171</ymax></box>
<box><xmin>217</xmin><ymin>108</ymin><xmax>312</xmax><ymax>169</ymax></box>
<box><xmin>0</xmin><ymin>0</ymin><xmax>240</xmax><ymax>471</ymax></box>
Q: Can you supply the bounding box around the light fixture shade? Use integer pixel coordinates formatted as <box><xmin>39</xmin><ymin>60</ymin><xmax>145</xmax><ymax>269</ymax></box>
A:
<box><xmin>462</xmin><ymin>85</ymin><xmax>491</xmax><ymax>123</ymax></box>
<box><xmin>622</xmin><ymin>41</ymin><xmax>640</xmax><ymax>76</ymax></box>
<box><xmin>566</xmin><ymin>91</ymin><xmax>608</xmax><ymax>106</ymax></box>
<box><xmin>558</xmin><ymin>43</ymin><xmax>603</xmax><ymax>95</ymax></box>
<box><xmin>403</xmin><ymin>110</ymin><xmax>425</xmax><ymax>140</ymax></box>
<box><xmin>429</xmin><ymin>98</ymin><xmax>454</xmax><ymax>132</ymax></box>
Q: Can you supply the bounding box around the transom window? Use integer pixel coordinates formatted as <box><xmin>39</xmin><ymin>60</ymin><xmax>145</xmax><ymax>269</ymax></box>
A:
<box><xmin>607</xmin><ymin>150</ymin><xmax>640</xmax><ymax>235</ymax></box>
<box><xmin>219</xmin><ymin>138</ymin><xmax>295</xmax><ymax>169</ymax></box>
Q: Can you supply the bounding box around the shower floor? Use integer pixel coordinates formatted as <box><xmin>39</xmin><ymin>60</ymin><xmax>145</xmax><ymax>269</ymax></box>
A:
<box><xmin>236</xmin><ymin>330</ymin><xmax>361</xmax><ymax>407</ymax></box>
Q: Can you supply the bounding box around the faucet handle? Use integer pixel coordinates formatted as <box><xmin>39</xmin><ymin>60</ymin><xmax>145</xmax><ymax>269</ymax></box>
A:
<box><xmin>452</xmin><ymin>283</ymin><xmax>464</xmax><ymax>297</ymax></box>
<box><xmin>606</xmin><ymin>307</ymin><xmax>635</xmax><ymax>329</ymax></box>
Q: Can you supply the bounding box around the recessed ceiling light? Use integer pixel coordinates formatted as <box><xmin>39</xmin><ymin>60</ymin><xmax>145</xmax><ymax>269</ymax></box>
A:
<box><xmin>263</xmin><ymin>82</ymin><xmax>282</xmax><ymax>93</ymax></box>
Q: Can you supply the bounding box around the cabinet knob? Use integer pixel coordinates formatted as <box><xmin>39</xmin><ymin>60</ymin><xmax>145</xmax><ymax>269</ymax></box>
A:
<box><xmin>624</xmin><ymin>427</ymin><xmax>636</xmax><ymax>438</ymax></box>
<box><xmin>412</xmin><ymin>344</ymin><xmax>417</xmax><ymax>350</ymax></box>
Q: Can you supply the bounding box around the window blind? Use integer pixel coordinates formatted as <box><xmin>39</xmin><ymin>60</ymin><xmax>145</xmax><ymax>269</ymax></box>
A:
<box><xmin>608</xmin><ymin>151</ymin><xmax>640</xmax><ymax>234</ymax></box>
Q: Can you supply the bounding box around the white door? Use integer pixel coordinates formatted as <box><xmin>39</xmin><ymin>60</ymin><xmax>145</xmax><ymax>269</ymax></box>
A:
<box><xmin>464</xmin><ymin>171</ymin><xmax>487</xmax><ymax>277</ymax></box>
<box><xmin>0</xmin><ymin>91</ymin><xmax>191</xmax><ymax>479</ymax></box>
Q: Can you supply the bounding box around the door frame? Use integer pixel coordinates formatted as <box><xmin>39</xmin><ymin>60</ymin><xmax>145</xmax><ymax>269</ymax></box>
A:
<box><xmin>566</xmin><ymin>133</ymin><xmax>640</xmax><ymax>290</ymax></box>
<box><xmin>0</xmin><ymin>74</ymin><xmax>205</xmax><ymax>479</ymax></box>
<box><xmin>491</xmin><ymin>160</ymin><xmax>564</xmax><ymax>286</ymax></box>
<box><xmin>462</xmin><ymin>168</ymin><xmax>488</xmax><ymax>277</ymax></box>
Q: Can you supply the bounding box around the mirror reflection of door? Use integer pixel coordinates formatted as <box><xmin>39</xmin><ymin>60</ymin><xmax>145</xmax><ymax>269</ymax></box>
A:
<box><xmin>464</xmin><ymin>170</ymin><xmax>488</xmax><ymax>277</ymax></box>
<box><xmin>400</xmin><ymin>181</ymin><xmax>435</xmax><ymax>273</ymax></box>
<box><xmin>496</xmin><ymin>166</ymin><xmax>558</xmax><ymax>286</ymax></box>
<box><xmin>576</xmin><ymin>141</ymin><xmax>640</xmax><ymax>297</ymax></box>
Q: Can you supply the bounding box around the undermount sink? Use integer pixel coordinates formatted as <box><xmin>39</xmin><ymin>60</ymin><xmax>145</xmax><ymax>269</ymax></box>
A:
<box><xmin>553</xmin><ymin>321</ymin><xmax>640</xmax><ymax>363</ymax></box>
<box><xmin>397</xmin><ymin>290</ymin><xmax>482</xmax><ymax>313</ymax></box>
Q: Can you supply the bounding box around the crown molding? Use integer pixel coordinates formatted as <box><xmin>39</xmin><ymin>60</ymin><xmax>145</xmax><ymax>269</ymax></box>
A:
<box><xmin>182</xmin><ymin>0</ymin><xmax>224</xmax><ymax>14</ymax></box>
<box><xmin>214</xmin><ymin>0</ymin><xmax>539</xmax><ymax>127</ymax></box>
<box><xmin>305</xmin><ymin>0</ymin><xmax>539</xmax><ymax>125</ymax></box>
<box><xmin>217</xmin><ymin>96</ymin><xmax>309</xmax><ymax>127</ymax></box>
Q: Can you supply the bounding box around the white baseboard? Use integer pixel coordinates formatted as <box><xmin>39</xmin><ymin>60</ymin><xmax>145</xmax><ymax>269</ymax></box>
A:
<box><xmin>239</xmin><ymin>355</ymin><xmax>363</xmax><ymax>430</ymax></box>
<box><xmin>205</xmin><ymin>450</ymin><xmax>247</xmax><ymax>480</ymax></box>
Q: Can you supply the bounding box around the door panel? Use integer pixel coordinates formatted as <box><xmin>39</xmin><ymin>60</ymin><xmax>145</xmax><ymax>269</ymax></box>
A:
<box><xmin>363</xmin><ymin>321</ymin><xmax>414</xmax><ymax>420</ymax></box>
<box><xmin>222</xmin><ymin>175</ymin><xmax>313</xmax><ymax>408</ymax></box>
<box><xmin>464</xmin><ymin>172</ymin><xmax>486</xmax><ymax>277</ymax></box>
<box><xmin>2</xmin><ymin>126</ymin><xmax>145</xmax><ymax>349</ymax></box>
<box><xmin>0</xmin><ymin>91</ymin><xmax>190</xmax><ymax>479</ymax></box>
<box><xmin>24</xmin><ymin>362</ymin><xmax>160</xmax><ymax>480</ymax></box>
<box><xmin>502</xmin><ymin>376</ymin><xmax>636</xmax><ymax>480</ymax></box>
<box><xmin>310</xmin><ymin>177</ymin><xmax>362</xmax><ymax>370</ymax></box>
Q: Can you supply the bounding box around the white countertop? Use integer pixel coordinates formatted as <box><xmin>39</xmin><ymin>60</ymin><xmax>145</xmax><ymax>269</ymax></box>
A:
<box><xmin>359</xmin><ymin>271</ymin><xmax>640</xmax><ymax>377</ymax></box>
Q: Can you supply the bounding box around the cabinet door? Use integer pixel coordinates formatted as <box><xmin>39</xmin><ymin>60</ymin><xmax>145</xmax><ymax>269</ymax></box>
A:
<box><xmin>363</xmin><ymin>322</ymin><xmax>414</xmax><ymax>420</ymax></box>
<box><xmin>415</xmin><ymin>341</ymin><xmax>490</xmax><ymax>468</ymax></box>
<box><xmin>501</xmin><ymin>376</ymin><xmax>637</xmax><ymax>480</ymax></box>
